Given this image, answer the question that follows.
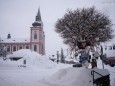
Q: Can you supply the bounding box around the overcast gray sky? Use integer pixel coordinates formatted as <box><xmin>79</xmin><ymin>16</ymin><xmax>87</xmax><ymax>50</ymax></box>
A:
<box><xmin>0</xmin><ymin>0</ymin><xmax>115</xmax><ymax>56</ymax></box>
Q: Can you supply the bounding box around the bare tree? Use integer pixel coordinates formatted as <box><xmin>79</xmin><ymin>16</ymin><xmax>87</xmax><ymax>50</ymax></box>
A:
<box><xmin>55</xmin><ymin>7</ymin><xmax>114</xmax><ymax>49</ymax></box>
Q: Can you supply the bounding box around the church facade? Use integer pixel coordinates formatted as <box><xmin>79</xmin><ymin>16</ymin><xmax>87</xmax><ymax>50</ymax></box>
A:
<box><xmin>0</xmin><ymin>8</ymin><xmax>45</xmax><ymax>55</ymax></box>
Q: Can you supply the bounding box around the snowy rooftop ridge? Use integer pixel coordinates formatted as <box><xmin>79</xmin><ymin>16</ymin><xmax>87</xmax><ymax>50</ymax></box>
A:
<box><xmin>1</xmin><ymin>38</ymin><xmax>30</xmax><ymax>43</ymax></box>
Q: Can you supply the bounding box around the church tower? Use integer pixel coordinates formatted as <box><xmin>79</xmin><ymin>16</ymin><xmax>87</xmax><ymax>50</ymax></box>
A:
<box><xmin>30</xmin><ymin>8</ymin><xmax>45</xmax><ymax>55</ymax></box>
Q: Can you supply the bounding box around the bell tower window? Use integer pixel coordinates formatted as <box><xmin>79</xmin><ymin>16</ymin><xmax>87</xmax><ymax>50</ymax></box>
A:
<box><xmin>34</xmin><ymin>33</ymin><xmax>37</xmax><ymax>39</ymax></box>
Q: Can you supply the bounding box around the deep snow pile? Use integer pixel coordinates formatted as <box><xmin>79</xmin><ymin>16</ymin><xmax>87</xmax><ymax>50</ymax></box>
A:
<box><xmin>7</xmin><ymin>49</ymin><xmax>41</xmax><ymax>58</ymax></box>
<box><xmin>8</xmin><ymin>49</ymin><xmax>41</xmax><ymax>57</ymax></box>
<box><xmin>0</xmin><ymin>49</ymin><xmax>114</xmax><ymax>86</ymax></box>
<box><xmin>7</xmin><ymin>49</ymin><xmax>57</xmax><ymax>69</ymax></box>
<box><xmin>39</xmin><ymin>67</ymin><xmax>110</xmax><ymax>86</ymax></box>
<box><xmin>45</xmin><ymin>67</ymin><xmax>93</xmax><ymax>86</ymax></box>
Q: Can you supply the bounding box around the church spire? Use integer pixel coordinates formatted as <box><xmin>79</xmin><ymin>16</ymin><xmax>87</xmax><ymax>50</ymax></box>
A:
<box><xmin>36</xmin><ymin>8</ymin><xmax>42</xmax><ymax>21</ymax></box>
<box><xmin>32</xmin><ymin>8</ymin><xmax>43</xmax><ymax>27</ymax></box>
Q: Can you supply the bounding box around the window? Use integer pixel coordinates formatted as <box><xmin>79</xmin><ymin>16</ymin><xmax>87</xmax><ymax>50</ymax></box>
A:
<box><xmin>113</xmin><ymin>46</ymin><xmax>115</xmax><ymax>50</ymax></box>
<box><xmin>19</xmin><ymin>46</ymin><xmax>22</xmax><ymax>49</ymax></box>
<box><xmin>34</xmin><ymin>45</ymin><xmax>37</xmax><ymax>51</ymax></box>
<box><xmin>109</xmin><ymin>46</ymin><xmax>112</xmax><ymax>50</ymax></box>
<box><xmin>26</xmin><ymin>46</ymin><xmax>29</xmax><ymax>49</ymax></box>
<box><xmin>7</xmin><ymin>46</ymin><xmax>10</xmax><ymax>52</ymax></box>
<box><xmin>13</xmin><ymin>46</ymin><xmax>16</xmax><ymax>51</ymax></box>
<box><xmin>105</xmin><ymin>46</ymin><xmax>107</xmax><ymax>50</ymax></box>
<box><xmin>34</xmin><ymin>33</ymin><xmax>37</xmax><ymax>39</ymax></box>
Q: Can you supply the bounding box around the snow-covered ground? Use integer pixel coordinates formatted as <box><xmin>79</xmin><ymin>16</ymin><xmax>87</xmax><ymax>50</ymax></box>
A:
<box><xmin>0</xmin><ymin>59</ymin><xmax>69</xmax><ymax>86</ymax></box>
<box><xmin>0</xmin><ymin>49</ymin><xmax>115</xmax><ymax>86</ymax></box>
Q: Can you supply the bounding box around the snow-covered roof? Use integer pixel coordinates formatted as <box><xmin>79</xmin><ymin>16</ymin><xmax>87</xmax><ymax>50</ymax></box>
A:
<box><xmin>93</xmin><ymin>68</ymin><xmax>109</xmax><ymax>79</ymax></box>
<box><xmin>1</xmin><ymin>38</ymin><xmax>30</xmax><ymax>43</ymax></box>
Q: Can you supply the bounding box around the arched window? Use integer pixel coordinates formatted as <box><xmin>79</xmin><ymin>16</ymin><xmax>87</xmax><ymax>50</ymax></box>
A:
<box><xmin>34</xmin><ymin>45</ymin><xmax>37</xmax><ymax>51</ymax></box>
<box><xmin>13</xmin><ymin>46</ymin><xmax>16</xmax><ymax>51</ymax></box>
<box><xmin>34</xmin><ymin>33</ymin><xmax>37</xmax><ymax>39</ymax></box>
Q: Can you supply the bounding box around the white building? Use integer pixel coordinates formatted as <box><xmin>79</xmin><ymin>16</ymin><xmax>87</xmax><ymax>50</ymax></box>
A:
<box><xmin>102</xmin><ymin>40</ymin><xmax>115</xmax><ymax>57</ymax></box>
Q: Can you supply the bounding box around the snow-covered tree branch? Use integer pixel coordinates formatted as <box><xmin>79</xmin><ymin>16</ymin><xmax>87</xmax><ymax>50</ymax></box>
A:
<box><xmin>55</xmin><ymin>7</ymin><xmax>114</xmax><ymax>49</ymax></box>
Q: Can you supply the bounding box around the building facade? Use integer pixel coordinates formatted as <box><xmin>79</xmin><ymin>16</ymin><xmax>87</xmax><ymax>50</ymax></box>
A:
<box><xmin>0</xmin><ymin>8</ymin><xmax>45</xmax><ymax>55</ymax></box>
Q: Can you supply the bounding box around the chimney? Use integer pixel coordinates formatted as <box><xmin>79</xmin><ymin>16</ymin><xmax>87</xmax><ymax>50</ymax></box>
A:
<box><xmin>7</xmin><ymin>34</ymin><xmax>11</xmax><ymax>39</ymax></box>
